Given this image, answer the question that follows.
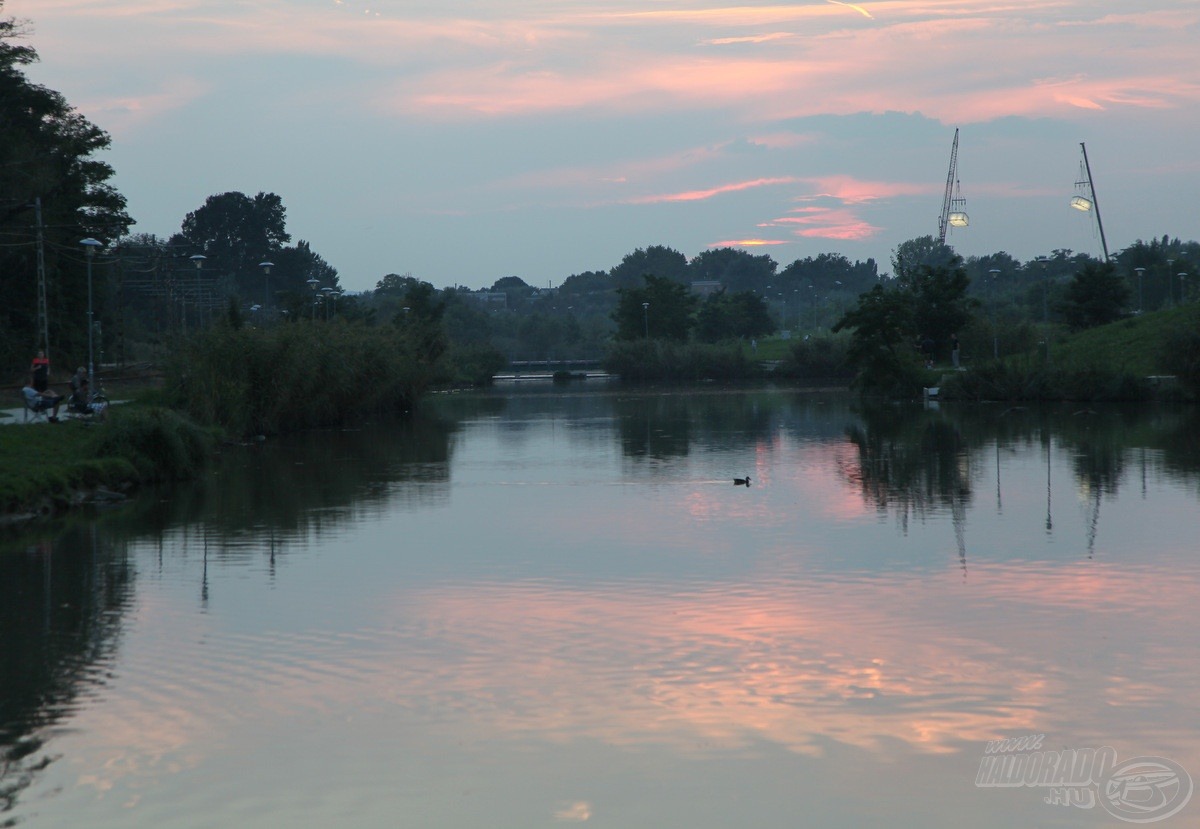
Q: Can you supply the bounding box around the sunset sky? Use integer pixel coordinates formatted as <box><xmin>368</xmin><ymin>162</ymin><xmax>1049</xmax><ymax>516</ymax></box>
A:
<box><xmin>7</xmin><ymin>0</ymin><xmax>1199</xmax><ymax>291</ymax></box>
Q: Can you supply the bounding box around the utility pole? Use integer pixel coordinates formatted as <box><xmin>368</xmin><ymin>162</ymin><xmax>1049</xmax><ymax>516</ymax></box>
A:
<box><xmin>34</xmin><ymin>197</ymin><xmax>50</xmax><ymax>357</ymax></box>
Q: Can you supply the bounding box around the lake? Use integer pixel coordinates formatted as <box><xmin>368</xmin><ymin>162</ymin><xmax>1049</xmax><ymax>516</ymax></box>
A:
<box><xmin>3</xmin><ymin>385</ymin><xmax>1199</xmax><ymax>827</ymax></box>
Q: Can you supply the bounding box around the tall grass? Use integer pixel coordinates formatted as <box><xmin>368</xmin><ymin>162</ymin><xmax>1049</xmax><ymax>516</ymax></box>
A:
<box><xmin>165</xmin><ymin>321</ymin><xmax>432</xmax><ymax>436</ymax></box>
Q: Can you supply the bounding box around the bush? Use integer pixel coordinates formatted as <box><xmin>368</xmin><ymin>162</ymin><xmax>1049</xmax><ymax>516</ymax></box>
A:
<box><xmin>443</xmin><ymin>342</ymin><xmax>507</xmax><ymax>386</ymax></box>
<box><xmin>773</xmin><ymin>336</ymin><xmax>853</xmax><ymax>381</ymax></box>
<box><xmin>165</xmin><ymin>320</ymin><xmax>435</xmax><ymax>436</ymax></box>
<box><xmin>87</xmin><ymin>407</ymin><xmax>215</xmax><ymax>481</ymax></box>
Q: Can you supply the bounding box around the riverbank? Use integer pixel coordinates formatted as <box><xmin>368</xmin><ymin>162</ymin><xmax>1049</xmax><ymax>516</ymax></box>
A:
<box><xmin>0</xmin><ymin>407</ymin><xmax>214</xmax><ymax>523</ymax></box>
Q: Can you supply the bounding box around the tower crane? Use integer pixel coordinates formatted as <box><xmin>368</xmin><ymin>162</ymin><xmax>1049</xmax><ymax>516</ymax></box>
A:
<box><xmin>937</xmin><ymin>128</ymin><xmax>969</xmax><ymax>244</ymax></box>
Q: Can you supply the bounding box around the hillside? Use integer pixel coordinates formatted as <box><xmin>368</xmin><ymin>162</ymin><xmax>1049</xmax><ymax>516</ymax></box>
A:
<box><xmin>1051</xmin><ymin>303</ymin><xmax>1200</xmax><ymax>376</ymax></box>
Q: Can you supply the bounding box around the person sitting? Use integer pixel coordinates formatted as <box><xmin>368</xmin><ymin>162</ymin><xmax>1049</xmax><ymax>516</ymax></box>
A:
<box><xmin>69</xmin><ymin>366</ymin><xmax>89</xmax><ymax>412</ymax></box>
<box><xmin>23</xmin><ymin>384</ymin><xmax>63</xmax><ymax>422</ymax></box>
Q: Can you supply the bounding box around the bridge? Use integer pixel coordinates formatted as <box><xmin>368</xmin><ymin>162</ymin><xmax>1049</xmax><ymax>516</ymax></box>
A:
<box><xmin>507</xmin><ymin>359</ymin><xmax>603</xmax><ymax>370</ymax></box>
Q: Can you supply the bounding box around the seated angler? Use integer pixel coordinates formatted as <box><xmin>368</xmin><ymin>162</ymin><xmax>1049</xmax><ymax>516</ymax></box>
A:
<box><xmin>23</xmin><ymin>384</ymin><xmax>64</xmax><ymax>422</ymax></box>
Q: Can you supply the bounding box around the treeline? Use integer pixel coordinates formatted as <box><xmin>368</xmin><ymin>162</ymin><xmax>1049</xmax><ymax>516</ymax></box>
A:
<box><xmin>6</xmin><ymin>10</ymin><xmax>1199</xmax><ymax>397</ymax></box>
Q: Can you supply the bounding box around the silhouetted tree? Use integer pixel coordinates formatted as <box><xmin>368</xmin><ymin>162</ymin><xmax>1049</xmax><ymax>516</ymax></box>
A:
<box><xmin>1058</xmin><ymin>262</ymin><xmax>1131</xmax><ymax>331</ymax></box>
<box><xmin>613</xmin><ymin>274</ymin><xmax>696</xmax><ymax>341</ymax></box>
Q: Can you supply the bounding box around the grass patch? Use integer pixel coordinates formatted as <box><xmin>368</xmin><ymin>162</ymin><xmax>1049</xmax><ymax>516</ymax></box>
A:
<box><xmin>0</xmin><ymin>407</ymin><xmax>215</xmax><ymax>516</ymax></box>
<box><xmin>1051</xmin><ymin>303</ymin><xmax>1200</xmax><ymax>377</ymax></box>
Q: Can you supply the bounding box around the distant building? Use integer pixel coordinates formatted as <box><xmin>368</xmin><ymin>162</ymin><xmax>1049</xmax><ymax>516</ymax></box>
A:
<box><xmin>690</xmin><ymin>280</ymin><xmax>722</xmax><ymax>297</ymax></box>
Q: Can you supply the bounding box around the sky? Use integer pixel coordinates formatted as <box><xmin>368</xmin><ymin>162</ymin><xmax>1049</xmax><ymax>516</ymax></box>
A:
<box><xmin>6</xmin><ymin>0</ymin><xmax>1199</xmax><ymax>292</ymax></box>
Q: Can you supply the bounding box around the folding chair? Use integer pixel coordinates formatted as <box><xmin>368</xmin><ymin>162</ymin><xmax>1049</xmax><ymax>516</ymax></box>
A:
<box><xmin>22</xmin><ymin>391</ymin><xmax>49</xmax><ymax>424</ymax></box>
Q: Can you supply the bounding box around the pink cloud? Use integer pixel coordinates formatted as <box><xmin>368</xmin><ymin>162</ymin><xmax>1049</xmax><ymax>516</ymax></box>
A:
<box><xmin>628</xmin><ymin>176</ymin><xmax>800</xmax><ymax>205</ymax></box>
<box><xmin>770</xmin><ymin>207</ymin><xmax>883</xmax><ymax>241</ymax></box>
<box><xmin>709</xmin><ymin>238</ymin><xmax>789</xmax><ymax>247</ymax></box>
<box><xmin>702</xmin><ymin>32</ymin><xmax>796</xmax><ymax>46</ymax></box>
<box><xmin>801</xmin><ymin>175</ymin><xmax>935</xmax><ymax>204</ymax></box>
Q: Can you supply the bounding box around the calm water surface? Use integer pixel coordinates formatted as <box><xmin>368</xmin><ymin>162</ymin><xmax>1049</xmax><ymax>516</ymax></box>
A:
<box><xmin>3</xmin><ymin>386</ymin><xmax>1200</xmax><ymax>828</ymax></box>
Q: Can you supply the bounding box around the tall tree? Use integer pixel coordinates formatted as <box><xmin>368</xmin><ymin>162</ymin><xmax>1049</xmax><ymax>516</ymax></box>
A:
<box><xmin>689</xmin><ymin>248</ymin><xmax>776</xmax><ymax>293</ymax></box>
<box><xmin>890</xmin><ymin>236</ymin><xmax>957</xmax><ymax>285</ymax></box>
<box><xmin>610</xmin><ymin>245</ymin><xmax>689</xmax><ymax>289</ymax></box>
<box><xmin>695</xmin><ymin>290</ymin><xmax>774</xmax><ymax>342</ymax></box>
<box><xmin>906</xmin><ymin>257</ymin><xmax>977</xmax><ymax>354</ymax></box>
<box><xmin>1058</xmin><ymin>262</ymin><xmax>1130</xmax><ymax>331</ymax></box>
<box><xmin>832</xmin><ymin>284</ymin><xmax>920</xmax><ymax>395</ymax></box>
<box><xmin>612</xmin><ymin>274</ymin><xmax>696</xmax><ymax>341</ymax></box>
<box><xmin>1</xmin><ymin>11</ymin><xmax>132</xmax><ymax>373</ymax></box>
<box><xmin>175</xmin><ymin>191</ymin><xmax>290</xmax><ymax>298</ymax></box>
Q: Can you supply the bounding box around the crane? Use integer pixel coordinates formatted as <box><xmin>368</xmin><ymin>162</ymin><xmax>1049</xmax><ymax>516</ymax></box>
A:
<box><xmin>937</xmin><ymin>128</ymin><xmax>968</xmax><ymax>244</ymax></box>
<box><xmin>1070</xmin><ymin>142</ymin><xmax>1110</xmax><ymax>263</ymax></box>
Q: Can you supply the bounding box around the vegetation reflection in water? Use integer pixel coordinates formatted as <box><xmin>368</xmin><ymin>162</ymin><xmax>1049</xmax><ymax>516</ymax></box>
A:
<box><xmin>3</xmin><ymin>388</ymin><xmax>1200</xmax><ymax>828</ymax></box>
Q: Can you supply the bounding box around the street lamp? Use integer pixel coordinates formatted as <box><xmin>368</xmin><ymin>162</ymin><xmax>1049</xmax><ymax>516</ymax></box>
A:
<box><xmin>321</xmin><ymin>286</ymin><xmax>333</xmax><ymax>320</ymax></box>
<box><xmin>259</xmin><ymin>260</ymin><xmax>274</xmax><ymax>314</ymax></box>
<box><xmin>988</xmin><ymin>268</ymin><xmax>1001</xmax><ymax>358</ymax></box>
<box><xmin>188</xmin><ymin>254</ymin><xmax>206</xmax><ymax>327</ymax></box>
<box><xmin>642</xmin><ymin>302</ymin><xmax>650</xmax><ymax>339</ymax></box>
<box><xmin>80</xmin><ymin>238</ymin><xmax>103</xmax><ymax>393</ymax></box>
<box><xmin>1133</xmin><ymin>267</ymin><xmax>1146</xmax><ymax>313</ymax></box>
<box><xmin>1180</xmin><ymin>273</ymin><xmax>1189</xmax><ymax>304</ymax></box>
<box><xmin>306</xmin><ymin>277</ymin><xmax>320</xmax><ymax>320</ymax></box>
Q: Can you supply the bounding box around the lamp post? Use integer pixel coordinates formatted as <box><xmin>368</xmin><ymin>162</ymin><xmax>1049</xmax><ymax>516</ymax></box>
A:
<box><xmin>1180</xmin><ymin>273</ymin><xmax>1189</xmax><ymax>304</ymax></box>
<box><xmin>322</xmin><ymin>287</ymin><xmax>333</xmax><ymax>320</ymax></box>
<box><xmin>306</xmin><ymin>277</ymin><xmax>320</xmax><ymax>320</ymax></box>
<box><xmin>988</xmin><ymin>268</ymin><xmax>1001</xmax><ymax>359</ymax></box>
<box><xmin>642</xmin><ymin>301</ymin><xmax>649</xmax><ymax>339</ymax></box>
<box><xmin>188</xmin><ymin>254</ymin><xmax>206</xmax><ymax>328</ymax></box>
<box><xmin>259</xmin><ymin>260</ymin><xmax>274</xmax><ymax>316</ymax></box>
<box><xmin>1034</xmin><ymin>257</ymin><xmax>1051</xmax><ymax>366</ymax></box>
<box><xmin>1133</xmin><ymin>267</ymin><xmax>1146</xmax><ymax>314</ymax></box>
<box><xmin>80</xmin><ymin>238</ymin><xmax>103</xmax><ymax>393</ymax></box>
<box><xmin>1166</xmin><ymin>259</ymin><xmax>1175</xmax><ymax>308</ymax></box>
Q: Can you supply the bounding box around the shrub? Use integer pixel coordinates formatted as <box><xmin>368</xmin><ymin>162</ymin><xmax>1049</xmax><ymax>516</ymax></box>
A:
<box><xmin>773</xmin><ymin>336</ymin><xmax>853</xmax><ymax>381</ymax></box>
<box><xmin>165</xmin><ymin>321</ymin><xmax>435</xmax><ymax>436</ymax></box>
<box><xmin>87</xmin><ymin>407</ymin><xmax>215</xmax><ymax>481</ymax></box>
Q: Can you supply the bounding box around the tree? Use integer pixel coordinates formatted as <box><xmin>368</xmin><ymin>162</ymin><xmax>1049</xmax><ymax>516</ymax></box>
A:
<box><xmin>832</xmin><ymin>285</ymin><xmax>920</xmax><ymax>395</ymax></box>
<box><xmin>273</xmin><ymin>240</ymin><xmax>338</xmax><ymax>295</ymax></box>
<box><xmin>890</xmin><ymin>236</ymin><xmax>957</xmax><ymax>284</ymax></box>
<box><xmin>491</xmin><ymin>276</ymin><xmax>528</xmax><ymax>290</ymax></box>
<box><xmin>610</xmin><ymin>245</ymin><xmax>689</xmax><ymax>289</ymax></box>
<box><xmin>1</xmin><ymin>12</ymin><xmax>132</xmax><ymax>373</ymax></box>
<box><xmin>394</xmin><ymin>279</ymin><xmax>447</xmax><ymax>378</ymax></box>
<box><xmin>695</xmin><ymin>290</ymin><xmax>774</xmax><ymax>342</ymax></box>
<box><xmin>1058</xmin><ymin>262</ymin><xmax>1131</xmax><ymax>331</ymax></box>
<box><xmin>175</xmin><ymin>191</ymin><xmax>290</xmax><ymax>298</ymax></box>
<box><xmin>612</xmin><ymin>274</ymin><xmax>696</xmax><ymax>341</ymax></box>
<box><xmin>689</xmin><ymin>248</ymin><xmax>776</xmax><ymax>293</ymax></box>
<box><xmin>906</xmin><ymin>258</ymin><xmax>977</xmax><ymax>357</ymax></box>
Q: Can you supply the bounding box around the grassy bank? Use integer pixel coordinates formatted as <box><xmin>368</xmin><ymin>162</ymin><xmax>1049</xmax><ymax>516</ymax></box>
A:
<box><xmin>939</xmin><ymin>303</ymin><xmax>1200</xmax><ymax>402</ymax></box>
<box><xmin>0</xmin><ymin>407</ymin><xmax>215</xmax><ymax>518</ymax></box>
